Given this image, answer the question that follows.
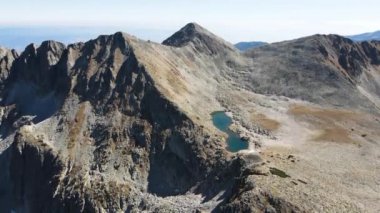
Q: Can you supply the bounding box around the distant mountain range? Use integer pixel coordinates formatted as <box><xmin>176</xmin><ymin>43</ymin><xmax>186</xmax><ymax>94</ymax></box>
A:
<box><xmin>234</xmin><ymin>41</ymin><xmax>267</xmax><ymax>51</ymax></box>
<box><xmin>233</xmin><ymin>30</ymin><xmax>380</xmax><ymax>51</ymax></box>
<box><xmin>0</xmin><ymin>27</ymin><xmax>172</xmax><ymax>51</ymax></box>
<box><xmin>2</xmin><ymin>27</ymin><xmax>379</xmax><ymax>52</ymax></box>
<box><xmin>346</xmin><ymin>30</ymin><xmax>380</xmax><ymax>42</ymax></box>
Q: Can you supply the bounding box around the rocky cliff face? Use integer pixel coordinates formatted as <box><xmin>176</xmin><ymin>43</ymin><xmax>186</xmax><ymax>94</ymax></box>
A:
<box><xmin>0</xmin><ymin>47</ymin><xmax>18</xmax><ymax>89</ymax></box>
<box><xmin>0</xmin><ymin>28</ymin><xmax>293</xmax><ymax>212</ymax></box>
<box><xmin>1</xmin><ymin>23</ymin><xmax>380</xmax><ymax>212</ymax></box>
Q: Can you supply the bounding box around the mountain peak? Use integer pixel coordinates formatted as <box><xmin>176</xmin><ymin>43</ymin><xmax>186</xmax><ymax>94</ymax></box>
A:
<box><xmin>162</xmin><ymin>22</ymin><xmax>236</xmax><ymax>54</ymax></box>
<box><xmin>180</xmin><ymin>22</ymin><xmax>211</xmax><ymax>36</ymax></box>
<box><xmin>162</xmin><ymin>22</ymin><xmax>209</xmax><ymax>47</ymax></box>
<box><xmin>182</xmin><ymin>22</ymin><xmax>204</xmax><ymax>31</ymax></box>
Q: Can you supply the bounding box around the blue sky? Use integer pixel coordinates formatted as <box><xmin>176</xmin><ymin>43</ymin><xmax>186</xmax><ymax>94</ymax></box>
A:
<box><xmin>0</xmin><ymin>0</ymin><xmax>379</xmax><ymax>48</ymax></box>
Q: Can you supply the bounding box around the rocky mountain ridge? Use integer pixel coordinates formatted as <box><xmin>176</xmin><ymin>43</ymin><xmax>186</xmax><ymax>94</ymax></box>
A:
<box><xmin>242</xmin><ymin>34</ymin><xmax>380</xmax><ymax>111</ymax></box>
<box><xmin>0</xmin><ymin>23</ymin><xmax>379</xmax><ymax>212</ymax></box>
<box><xmin>0</xmin><ymin>26</ymin><xmax>296</xmax><ymax>212</ymax></box>
<box><xmin>347</xmin><ymin>30</ymin><xmax>380</xmax><ymax>42</ymax></box>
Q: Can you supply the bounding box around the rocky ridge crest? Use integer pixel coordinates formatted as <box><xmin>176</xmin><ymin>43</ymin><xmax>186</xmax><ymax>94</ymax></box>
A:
<box><xmin>0</xmin><ymin>23</ymin><xmax>379</xmax><ymax>212</ymax></box>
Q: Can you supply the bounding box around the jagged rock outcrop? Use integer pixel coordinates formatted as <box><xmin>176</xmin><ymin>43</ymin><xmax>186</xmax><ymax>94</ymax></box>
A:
<box><xmin>8</xmin><ymin>41</ymin><xmax>66</xmax><ymax>90</ymax></box>
<box><xmin>0</xmin><ymin>47</ymin><xmax>18</xmax><ymax>87</ymax></box>
<box><xmin>9</xmin><ymin>131</ymin><xmax>65</xmax><ymax>212</ymax></box>
<box><xmin>0</xmin><ymin>41</ymin><xmax>68</xmax><ymax>136</ymax></box>
<box><xmin>0</xmin><ymin>30</ymin><xmax>245</xmax><ymax>212</ymax></box>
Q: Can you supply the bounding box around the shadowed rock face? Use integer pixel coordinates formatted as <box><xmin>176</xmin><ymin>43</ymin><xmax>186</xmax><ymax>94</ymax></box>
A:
<box><xmin>9</xmin><ymin>132</ymin><xmax>65</xmax><ymax>213</ymax></box>
<box><xmin>0</xmin><ymin>30</ymin><xmax>243</xmax><ymax>212</ymax></box>
<box><xmin>8</xmin><ymin>41</ymin><xmax>66</xmax><ymax>90</ymax></box>
<box><xmin>0</xmin><ymin>41</ymin><xmax>68</xmax><ymax>135</ymax></box>
<box><xmin>0</xmin><ymin>47</ymin><xmax>18</xmax><ymax>89</ymax></box>
<box><xmin>0</xmin><ymin>23</ymin><xmax>379</xmax><ymax>212</ymax></box>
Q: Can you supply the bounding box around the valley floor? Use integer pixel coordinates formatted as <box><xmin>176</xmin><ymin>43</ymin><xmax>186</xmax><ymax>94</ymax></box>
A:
<box><xmin>222</xmin><ymin>88</ymin><xmax>380</xmax><ymax>212</ymax></box>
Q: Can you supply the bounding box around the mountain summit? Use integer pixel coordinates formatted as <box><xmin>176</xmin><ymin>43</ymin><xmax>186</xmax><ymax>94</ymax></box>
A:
<box><xmin>163</xmin><ymin>22</ymin><xmax>206</xmax><ymax>47</ymax></box>
<box><xmin>163</xmin><ymin>22</ymin><xmax>236</xmax><ymax>54</ymax></box>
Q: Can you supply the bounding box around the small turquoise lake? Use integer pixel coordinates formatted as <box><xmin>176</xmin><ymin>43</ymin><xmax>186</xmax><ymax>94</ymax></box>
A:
<box><xmin>211</xmin><ymin>111</ymin><xmax>249</xmax><ymax>152</ymax></box>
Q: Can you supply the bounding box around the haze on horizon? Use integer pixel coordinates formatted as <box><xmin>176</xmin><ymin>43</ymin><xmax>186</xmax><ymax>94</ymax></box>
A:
<box><xmin>0</xmin><ymin>0</ymin><xmax>379</xmax><ymax>49</ymax></box>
